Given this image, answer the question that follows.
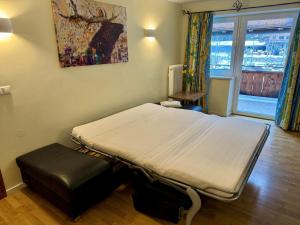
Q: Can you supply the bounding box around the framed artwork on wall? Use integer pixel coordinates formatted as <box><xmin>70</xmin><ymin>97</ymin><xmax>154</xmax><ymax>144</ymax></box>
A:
<box><xmin>51</xmin><ymin>0</ymin><xmax>128</xmax><ymax>68</ymax></box>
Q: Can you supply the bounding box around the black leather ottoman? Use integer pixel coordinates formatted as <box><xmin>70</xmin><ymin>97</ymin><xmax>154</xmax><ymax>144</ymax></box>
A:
<box><xmin>16</xmin><ymin>143</ymin><xmax>127</xmax><ymax>219</ymax></box>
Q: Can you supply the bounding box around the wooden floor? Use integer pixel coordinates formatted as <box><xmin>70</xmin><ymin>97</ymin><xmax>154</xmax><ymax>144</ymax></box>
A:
<box><xmin>0</xmin><ymin>121</ymin><xmax>300</xmax><ymax>225</ymax></box>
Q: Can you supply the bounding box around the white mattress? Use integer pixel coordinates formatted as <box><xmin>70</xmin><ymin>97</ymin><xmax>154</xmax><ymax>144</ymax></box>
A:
<box><xmin>72</xmin><ymin>103</ymin><xmax>267</xmax><ymax>197</ymax></box>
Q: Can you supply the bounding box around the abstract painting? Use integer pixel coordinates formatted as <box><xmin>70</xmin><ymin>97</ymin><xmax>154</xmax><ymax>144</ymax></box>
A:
<box><xmin>51</xmin><ymin>0</ymin><xmax>128</xmax><ymax>68</ymax></box>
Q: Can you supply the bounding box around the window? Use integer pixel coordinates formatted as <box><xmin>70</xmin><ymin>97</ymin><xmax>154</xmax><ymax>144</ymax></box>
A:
<box><xmin>210</xmin><ymin>14</ymin><xmax>295</xmax><ymax>77</ymax></box>
<box><xmin>242</xmin><ymin>18</ymin><xmax>294</xmax><ymax>72</ymax></box>
<box><xmin>218</xmin><ymin>11</ymin><xmax>299</xmax><ymax>120</ymax></box>
<box><xmin>210</xmin><ymin>17</ymin><xmax>236</xmax><ymax>77</ymax></box>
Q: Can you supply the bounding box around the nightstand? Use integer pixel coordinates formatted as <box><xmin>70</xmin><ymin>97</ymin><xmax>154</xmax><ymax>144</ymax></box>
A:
<box><xmin>168</xmin><ymin>91</ymin><xmax>205</xmax><ymax>112</ymax></box>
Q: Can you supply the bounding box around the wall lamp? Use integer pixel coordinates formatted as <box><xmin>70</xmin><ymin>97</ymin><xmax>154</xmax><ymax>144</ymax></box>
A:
<box><xmin>0</xmin><ymin>18</ymin><xmax>13</xmax><ymax>38</ymax></box>
<box><xmin>144</xmin><ymin>29</ymin><xmax>156</xmax><ymax>38</ymax></box>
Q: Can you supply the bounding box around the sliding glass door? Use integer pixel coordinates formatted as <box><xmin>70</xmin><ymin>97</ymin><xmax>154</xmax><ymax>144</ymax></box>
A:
<box><xmin>210</xmin><ymin>11</ymin><xmax>298</xmax><ymax>119</ymax></box>
<box><xmin>232</xmin><ymin>12</ymin><xmax>298</xmax><ymax>119</ymax></box>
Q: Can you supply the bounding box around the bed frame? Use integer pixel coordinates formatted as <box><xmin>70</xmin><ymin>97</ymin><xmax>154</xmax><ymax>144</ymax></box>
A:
<box><xmin>71</xmin><ymin>124</ymin><xmax>270</xmax><ymax>225</ymax></box>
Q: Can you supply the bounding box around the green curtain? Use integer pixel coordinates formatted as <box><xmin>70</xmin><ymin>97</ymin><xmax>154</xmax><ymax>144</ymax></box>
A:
<box><xmin>275</xmin><ymin>13</ymin><xmax>300</xmax><ymax>132</ymax></box>
<box><xmin>183</xmin><ymin>12</ymin><xmax>213</xmax><ymax>112</ymax></box>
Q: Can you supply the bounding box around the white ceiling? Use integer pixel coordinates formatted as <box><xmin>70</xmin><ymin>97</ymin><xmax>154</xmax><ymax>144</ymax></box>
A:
<box><xmin>168</xmin><ymin>0</ymin><xmax>200</xmax><ymax>3</ymax></box>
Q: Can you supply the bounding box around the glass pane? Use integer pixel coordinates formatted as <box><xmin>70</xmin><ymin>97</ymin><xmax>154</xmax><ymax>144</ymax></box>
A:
<box><xmin>242</xmin><ymin>18</ymin><xmax>294</xmax><ymax>72</ymax></box>
<box><xmin>237</xmin><ymin>17</ymin><xmax>294</xmax><ymax>118</ymax></box>
<box><xmin>210</xmin><ymin>20</ymin><xmax>235</xmax><ymax>75</ymax></box>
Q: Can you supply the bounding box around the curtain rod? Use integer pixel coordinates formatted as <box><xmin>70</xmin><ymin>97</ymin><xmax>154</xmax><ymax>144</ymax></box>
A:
<box><xmin>183</xmin><ymin>1</ymin><xmax>300</xmax><ymax>15</ymax></box>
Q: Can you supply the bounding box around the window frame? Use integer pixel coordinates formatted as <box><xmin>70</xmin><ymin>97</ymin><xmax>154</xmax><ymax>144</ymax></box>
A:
<box><xmin>210</xmin><ymin>10</ymin><xmax>299</xmax><ymax>78</ymax></box>
<box><xmin>232</xmin><ymin>10</ymin><xmax>299</xmax><ymax>119</ymax></box>
<box><xmin>210</xmin><ymin>16</ymin><xmax>239</xmax><ymax>78</ymax></box>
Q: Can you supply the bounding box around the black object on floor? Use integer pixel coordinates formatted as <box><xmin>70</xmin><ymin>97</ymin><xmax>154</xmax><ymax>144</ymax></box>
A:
<box><xmin>16</xmin><ymin>143</ymin><xmax>129</xmax><ymax>219</ymax></box>
<box><xmin>0</xmin><ymin>170</ymin><xmax>7</xmax><ymax>200</ymax></box>
<box><xmin>132</xmin><ymin>172</ymin><xmax>192</xmax><ymax>224</ymax></box>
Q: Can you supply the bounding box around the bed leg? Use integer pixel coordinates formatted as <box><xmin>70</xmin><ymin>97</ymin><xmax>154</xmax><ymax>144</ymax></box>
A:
<box><xmin>186</xmin><ymin>188</ymin><xmax>201</xmax><ymax>225</ymax></box>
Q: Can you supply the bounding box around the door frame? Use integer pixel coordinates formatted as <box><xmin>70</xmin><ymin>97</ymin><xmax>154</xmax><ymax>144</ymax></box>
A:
<box><xmin>231</xmin><ymin>10</ymin><xmax>299</xmax><ymax>120</ymax></box>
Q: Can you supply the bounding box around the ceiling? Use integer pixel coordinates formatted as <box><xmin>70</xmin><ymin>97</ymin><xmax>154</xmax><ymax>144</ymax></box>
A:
<box><xmin>168</xmin><ymin>0</ymin><xmax>200</xmax><ymax>3</ymax></box>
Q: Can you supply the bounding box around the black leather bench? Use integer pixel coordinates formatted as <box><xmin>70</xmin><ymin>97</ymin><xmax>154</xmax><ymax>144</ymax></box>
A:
<box><xmin>16</xmin><ymin>143</ymin><xmax>128</xmax><ymax>219</ymax></box>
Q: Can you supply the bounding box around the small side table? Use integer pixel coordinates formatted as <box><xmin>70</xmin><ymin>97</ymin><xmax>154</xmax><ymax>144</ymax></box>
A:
<box><xmin>0</xmin><ymin>170</ymin><xmax>7</xmax><ymax>200</ymax></box>
<box><xmin>168</xmin><ymin>91</ymin><xmax>206</xmax><ymax>112</ymax></box>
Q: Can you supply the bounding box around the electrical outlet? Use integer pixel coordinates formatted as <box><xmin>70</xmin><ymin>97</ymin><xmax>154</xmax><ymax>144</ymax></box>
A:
<box><xmin>0</xmin><ymin>86</ymin><xmax>11</xmax><ymax>95</ymax></box>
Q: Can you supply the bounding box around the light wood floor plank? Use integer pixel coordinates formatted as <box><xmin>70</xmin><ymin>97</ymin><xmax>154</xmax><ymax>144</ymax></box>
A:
<box><xmin>0</xmin><ymin>120</ymin><xmax>299</xmax><ymax>225</ymax></box>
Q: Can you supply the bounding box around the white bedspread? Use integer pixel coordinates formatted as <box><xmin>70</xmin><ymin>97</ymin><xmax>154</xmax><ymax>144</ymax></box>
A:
<box><xmin>72</xmin><ymin>103</ymin><xmax>267</xmax><ymax>196</ymax></box>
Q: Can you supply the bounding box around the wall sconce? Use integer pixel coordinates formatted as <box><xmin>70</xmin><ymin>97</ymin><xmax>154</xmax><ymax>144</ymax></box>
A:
<box><xmin>144</xmin><ymin>29</ymin><xmax>156</xmax><ymax>38</ymax></box>
<box><xmin>0</xmin><ymin>18</ymin><xmax>13</xmax><ymax>38</ymax></box>
<box><xmin>0</xmin><ymin>18</ymin><xmax>12</xmax><ymax>33</ymax></box>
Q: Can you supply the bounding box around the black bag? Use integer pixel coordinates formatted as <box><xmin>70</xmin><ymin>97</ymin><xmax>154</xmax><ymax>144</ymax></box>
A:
<box><xmin>132</xmin><ymin>172</ymin><xmax>192</xmax><ymax>224</ymax></box>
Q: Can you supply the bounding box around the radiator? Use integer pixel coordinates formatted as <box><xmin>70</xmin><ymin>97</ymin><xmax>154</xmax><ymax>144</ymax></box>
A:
<box><xmin>168</xmin><ymin>64</ymin><xmax>183</xmax><ymax>96</ymax></box>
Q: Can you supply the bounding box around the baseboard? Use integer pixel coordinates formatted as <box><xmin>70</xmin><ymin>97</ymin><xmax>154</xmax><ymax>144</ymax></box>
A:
<box><xmin>6</xmin><ymin>182</ymin><xmax>26</xmax><ymax>195</ymax></box>
<box><xmin>208</xmin><ymin>111</ymin><xmax>228</xmax><ymax>117</ymax></box>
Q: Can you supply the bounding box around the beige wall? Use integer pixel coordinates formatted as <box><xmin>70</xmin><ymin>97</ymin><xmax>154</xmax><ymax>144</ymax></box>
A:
<box><xmin>208</xmin><ymin>78</ymin><xmax>234</xmax><ymax>116</ymax></box>
<box><xmin>180</xmin><ymin>0</ymin><xmax>300</xmax><ymax>116</ymax></box>
<box><xmin>0</xmin><ymin>0</ymin><xmax>182</xmax><ymax>190</ymax></box>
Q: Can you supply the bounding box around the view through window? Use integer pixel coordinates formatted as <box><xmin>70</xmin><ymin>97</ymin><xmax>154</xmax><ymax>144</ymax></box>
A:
<box><xmin>210</xmin><ymin>20</ymin><xmax>235</xmax><ymax>75</ymax></box>
<box><xmin>237</xmin><ymin>17</ymin><xmax>294</xmax><ymax>118</ymax></box>
<box><xmin>242</xmin><ymin>18</ymin><xmax>294</xmax><ymax>72</ymax></box>
<box><xmin>210</xmin><ymin>17</ymin><xmax>294</xmax><ymax>75</ymax></box>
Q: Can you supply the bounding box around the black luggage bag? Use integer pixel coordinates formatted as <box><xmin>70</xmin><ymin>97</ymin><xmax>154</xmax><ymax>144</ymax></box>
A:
<box><xmin>132</xmin><ymin>172</ymin><xmax>192</xmax><ymax>224</ymax></box>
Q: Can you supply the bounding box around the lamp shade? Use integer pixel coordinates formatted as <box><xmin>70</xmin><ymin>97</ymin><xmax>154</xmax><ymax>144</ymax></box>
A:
<box><xmin>0</xmin><ymin>18</ymin><xmax>12</xmax><ymax>33</ymax></box>
<box><xmin>144</xmin><ymin>29</ymin><xmax>156</xmax><ymax>38</ymax></box>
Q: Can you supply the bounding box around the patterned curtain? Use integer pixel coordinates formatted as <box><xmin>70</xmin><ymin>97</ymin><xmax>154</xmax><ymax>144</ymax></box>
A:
<box><xmin>275</xmin><ymin>13</ymin><xmax>300</xmax><ymax>132</ymax></box>
<box><xmin>183</xmin><ymin>12</ymin><xmax>213</xmax><ymax>112</ymax></box>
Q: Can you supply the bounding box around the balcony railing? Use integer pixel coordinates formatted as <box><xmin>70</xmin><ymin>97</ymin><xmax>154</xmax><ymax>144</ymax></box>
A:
<box><xmin>240</xmin><ymin>71</ymin><xmax>284</xmax><ymax>98</ymax></box>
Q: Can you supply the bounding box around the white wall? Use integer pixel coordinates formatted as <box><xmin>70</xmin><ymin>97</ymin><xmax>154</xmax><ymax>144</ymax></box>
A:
<box><xmin>208</xmin><ymin>78</ymin><xmax>234</xmax><ymax>116</ymax></box>
<box><xmin>0</xmin><ymin>0</ymin><xmax>182</xmax><ymax>190</ymax></box>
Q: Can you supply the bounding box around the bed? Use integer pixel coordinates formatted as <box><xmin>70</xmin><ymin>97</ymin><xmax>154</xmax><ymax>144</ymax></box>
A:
<box><xmin>71</xmin><ymin>103</ymin><xmax>270</xmax><ymax>224</ymax></box>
